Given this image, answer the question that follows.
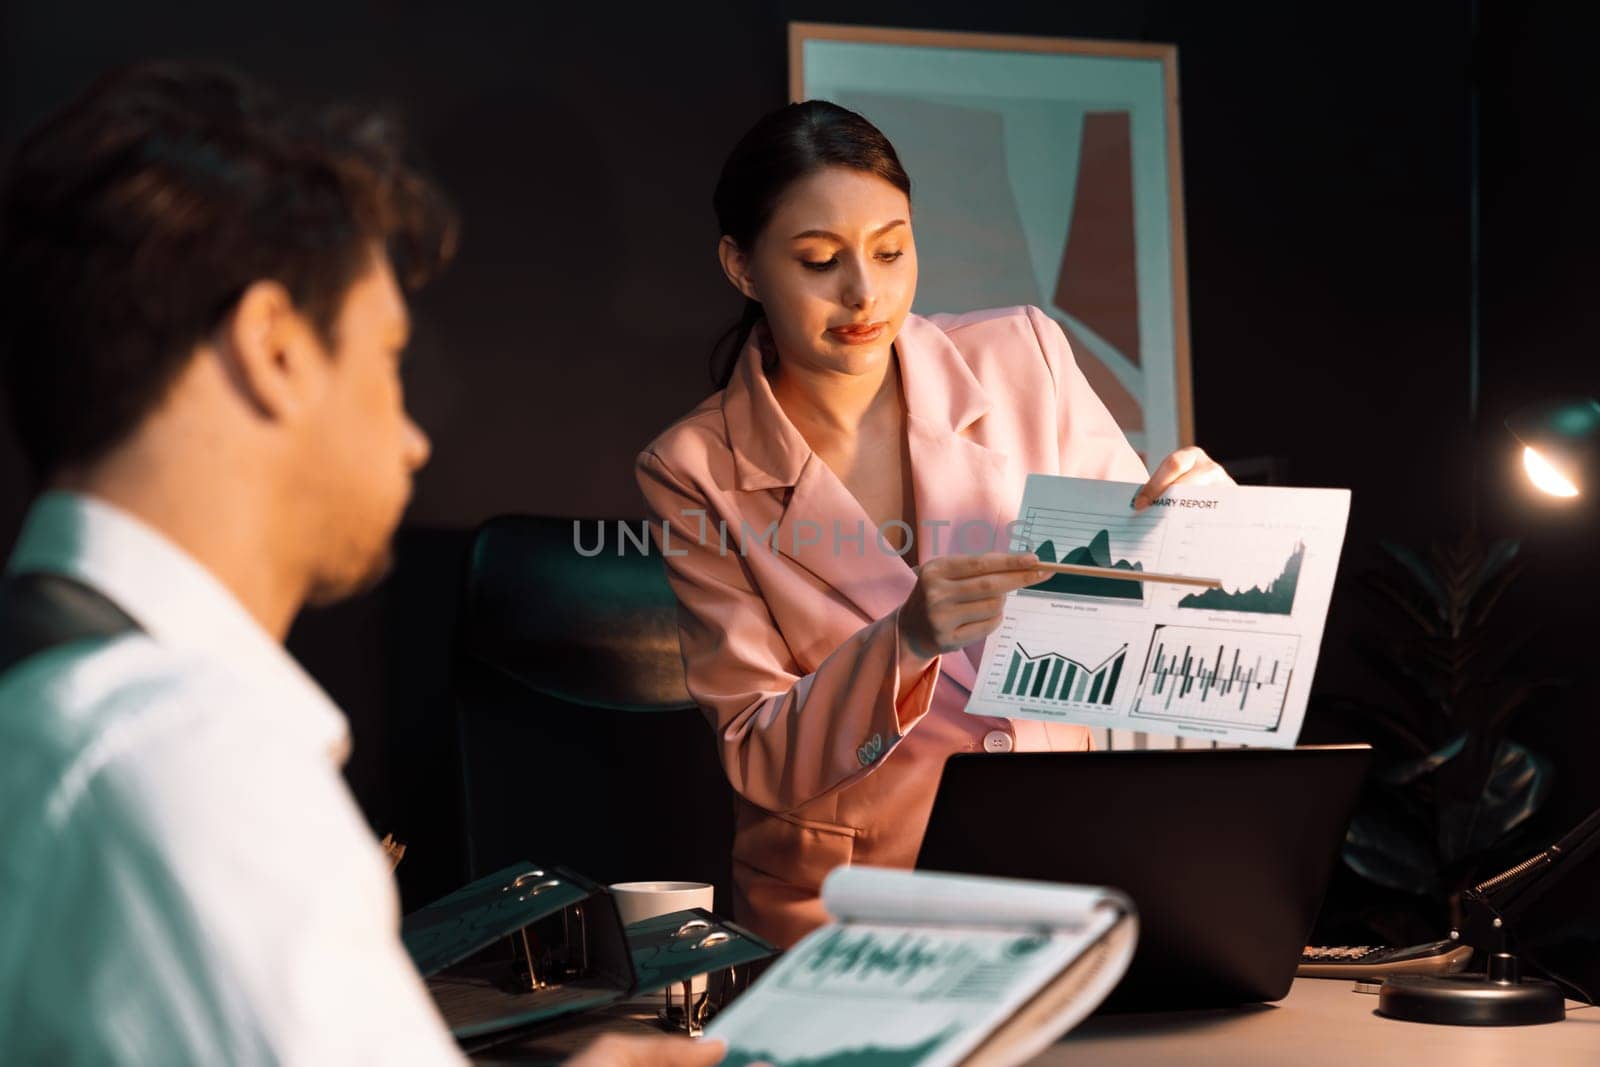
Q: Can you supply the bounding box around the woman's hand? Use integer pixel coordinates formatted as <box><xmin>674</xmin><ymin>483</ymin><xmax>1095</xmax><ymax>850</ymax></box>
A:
<box><xmin>899</xmin><ymin>552</ymin><xmax>1050</xmax><ymax>661</ymax></box>
<box><xmin>1132</xmin><ymin>446</ymin><xmax>1234</xmax><ymax>511</ymax></box>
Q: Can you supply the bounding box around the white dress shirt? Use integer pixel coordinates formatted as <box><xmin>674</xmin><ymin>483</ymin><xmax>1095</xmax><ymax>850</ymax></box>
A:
<box><xmin>0</xmin><ymin>492</ymin><xmax>465</xmax><ymax>1065</ymax></box>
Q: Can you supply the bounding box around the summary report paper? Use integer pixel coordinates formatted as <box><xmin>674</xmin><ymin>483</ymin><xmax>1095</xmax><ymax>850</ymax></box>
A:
<box><xmin>965</xmin><ymin>475</ymin><xmax>1352</xmax><ymax>747</ymax></box>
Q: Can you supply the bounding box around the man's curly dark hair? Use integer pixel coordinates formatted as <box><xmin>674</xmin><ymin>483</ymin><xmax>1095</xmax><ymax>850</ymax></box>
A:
<box><xmin>0</xmin><ymin>62</ymin><xmax>458</xmax><ymax>481</ymax></box>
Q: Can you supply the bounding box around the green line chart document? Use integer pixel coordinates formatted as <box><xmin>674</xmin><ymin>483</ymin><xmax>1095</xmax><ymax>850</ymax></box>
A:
<box><xmin>705</xmin><ymin>867</ymin><xmax>1136</xmax><ymax>1067</ymax></box>
<box><xmin>966</xmin><ymin>475</ymin><xmax>1351</xmax><ymax>746</ymax></box>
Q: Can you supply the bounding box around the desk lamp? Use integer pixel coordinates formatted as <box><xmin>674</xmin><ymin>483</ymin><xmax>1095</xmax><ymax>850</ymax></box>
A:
<box><xmin>1507</xmin><ymin>396</ymin><xmax>1600</xmax><ymax>499</ymax></box>
<box><xmin>1376</xmin><ymin>395</ymin><xmax>1600</xmax><ymax>1025</ymax></box>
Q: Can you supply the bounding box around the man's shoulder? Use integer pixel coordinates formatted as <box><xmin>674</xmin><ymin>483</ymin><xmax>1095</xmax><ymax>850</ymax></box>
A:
<box><xmin>0</xmin><ymin>627</ymin><xmax>377</xmax><ymax>926</ymax></box>
<box><xmin>0</xmin><ymin>637</ymin><xmax>371</xmax><ymax>1067</ymax></box>
<box><xmin>2</xmin><ymin>630</ymin><xmax>243</xmax><ymax>730</ymax></box>
<box><xmin>0</xmin><ymin>635</ymin><xmax>255</xmax><ymax>819</ymax></box>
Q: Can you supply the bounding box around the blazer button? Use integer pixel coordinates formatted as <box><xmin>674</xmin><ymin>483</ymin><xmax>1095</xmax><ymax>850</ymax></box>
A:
<box><xmin>982</xmin><ymin>730</ymin><xmax>1014</xmax><ymax>753</ymax></box>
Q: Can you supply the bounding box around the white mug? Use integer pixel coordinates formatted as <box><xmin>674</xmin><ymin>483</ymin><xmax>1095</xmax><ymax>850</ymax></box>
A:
<box><xmin>609</xmin><ymin>880</ymin><xmax>715</xmax><ymax>927</ymax></box>
<box><xmin>609</xmin><ymin>880</ymin><xmax>716</xmax><ymax>1000</ymax></box>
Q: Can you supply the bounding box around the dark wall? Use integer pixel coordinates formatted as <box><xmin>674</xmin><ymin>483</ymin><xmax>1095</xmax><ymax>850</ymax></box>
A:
<box><xmin>3</xmin><ymin>0</ymin><xmax>1595</xmax><ymax>983</ymax></box>
<box><xmin>1475</xmin><ymin>0</ymin><xmax>1600</xmax><ymax>991</ymax></box>
<box><xmin>1</xmin><ymin>0</ymin><xmax>1489</xmax><ymax>535</ymax></box>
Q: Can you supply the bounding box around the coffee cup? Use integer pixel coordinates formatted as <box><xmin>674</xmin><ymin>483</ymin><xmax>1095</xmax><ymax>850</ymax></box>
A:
<box><xmin>609</xmin><ymin>880</ymin><xmax>716</xmax><ymax>1000</ymax></box>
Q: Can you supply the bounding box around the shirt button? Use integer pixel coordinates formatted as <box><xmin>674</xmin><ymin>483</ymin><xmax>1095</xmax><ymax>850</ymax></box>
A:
<box><xmin>983</xmin><ymin>730</ymin><xmax>1014</xmax><ymax>753</ymax></box>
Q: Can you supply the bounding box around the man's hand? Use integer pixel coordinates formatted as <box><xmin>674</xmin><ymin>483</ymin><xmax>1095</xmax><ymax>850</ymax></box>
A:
<box><xmin>565</xmin><ymin>1033</ymin><xmax>727</xmax><ymax>1067</ymax></box>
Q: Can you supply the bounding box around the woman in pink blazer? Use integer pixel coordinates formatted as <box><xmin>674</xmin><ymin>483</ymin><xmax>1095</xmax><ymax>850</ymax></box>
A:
<box><xmin>636</xmin><ymin>102</ymin><xmax>1231</xmax><ymax>948</ymax></box>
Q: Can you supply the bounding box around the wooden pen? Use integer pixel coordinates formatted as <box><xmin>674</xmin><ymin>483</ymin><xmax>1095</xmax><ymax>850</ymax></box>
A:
<box><xmin>1034</xmin><ymin>561</ymin><xmax>1223</xmax><ymax>589</ymax></box>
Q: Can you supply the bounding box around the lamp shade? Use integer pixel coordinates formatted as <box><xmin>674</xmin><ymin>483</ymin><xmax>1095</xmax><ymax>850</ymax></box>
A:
<box><xmin>1505</xmin><ymin>396</ymin><xmax>1600</xmax><ymax>497</ymax></box>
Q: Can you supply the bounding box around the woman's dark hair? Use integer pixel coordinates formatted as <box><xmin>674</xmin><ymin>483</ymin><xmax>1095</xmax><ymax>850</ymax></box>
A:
<box><xmin>709</xmin><ymin>100</ymin><xmax>910</xmax><ymax>389</ymax></box>
<box><xmin>0</xmin><ymin>62</ymin><xmax>457</xmax><ymax>482</ymax></box>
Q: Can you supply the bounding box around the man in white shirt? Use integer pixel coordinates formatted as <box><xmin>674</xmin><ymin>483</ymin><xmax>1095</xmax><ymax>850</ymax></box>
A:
<box><xmin>0</xmin><ymin>64</ymin><xmax>722</xmax><ymax>1066</ymax></box>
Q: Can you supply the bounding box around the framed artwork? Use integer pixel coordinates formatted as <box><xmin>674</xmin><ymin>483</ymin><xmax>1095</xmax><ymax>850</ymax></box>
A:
<box><xmin>790</xmin><ymin>23</ymin><xmax>1194</xmax><ymax>467</ymax></box>
<box><xmin>792</xmin><ymin>24</ymin><xmax>1202</xmax><ymax>751</ymax></box>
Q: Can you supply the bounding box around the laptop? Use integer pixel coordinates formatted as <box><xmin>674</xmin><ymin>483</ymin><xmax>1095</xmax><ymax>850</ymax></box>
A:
<box><xmin>915</xmin><ymin>744</ymin><xmax>1372</xmax><ymax>1012</ymax></box>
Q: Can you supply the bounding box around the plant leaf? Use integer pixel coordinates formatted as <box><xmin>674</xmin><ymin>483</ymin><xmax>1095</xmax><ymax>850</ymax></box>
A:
<box><xmin>1361</xmin><ymin>572</ymin><xmax>1443</xmax><ymax>637</ymax></box>
<box><xmin>1468</xmin><ymin>551</ymin><xmax>1526</xmax><ymax>629</ymax></box>
<box><xmin>1437</xmin><ymin>741</ymin><xmax>1551</xmax><ymax>863</ymax></box>
<box><xmin>1475</xmin><ymin>741</ymin><xmax>1550</xmax><ymax>850</ymax></box>
<box><xmin>1344</xmin><ymin>801</ymin><xmax>1440</xmax><ymax>895</ymax></box>
<box><xmin>1469</xmin><ymin>539</ymin><xmax>1520</xmax><ymax>596</ymax></box>
<box><xmin>1380</xmin><ymin>541</ymin><xmax>1449</xmax><ymax>621</ymax></box>
<box><xmin>1325</xmin><ymin>697</ymin><xmax>1433</xmax><ymax>755</ymax></box>
<box><xmin>1378</xmin><ymin>732</ymin><xmax>1466</xmax><ymax>786</ymax></box>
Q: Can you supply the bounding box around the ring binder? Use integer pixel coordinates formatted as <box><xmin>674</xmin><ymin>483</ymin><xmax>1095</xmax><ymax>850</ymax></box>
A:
<box><xmin>400</xmin><ymin>862</ymin><xmax>776</xmax><ymax>1052</ymax></box>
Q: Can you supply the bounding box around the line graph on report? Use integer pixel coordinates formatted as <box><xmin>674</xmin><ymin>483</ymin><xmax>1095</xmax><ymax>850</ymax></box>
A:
<box><xmin>1131</xmin><ymin>625</ymin><xmax>1299</xmax><ymax>731</ymax></box>
<box><xmin>1167</xmin><ymin>524</ymin><xmax>1311</xmax><ymax>616</ymax></box>
<box><xmin>1012</xmin><ymin>506</ymin><xmax>1164</xmax><ymax>603</ymax></box>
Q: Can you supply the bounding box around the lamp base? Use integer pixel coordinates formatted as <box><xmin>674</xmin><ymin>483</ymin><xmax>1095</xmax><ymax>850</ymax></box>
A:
<box><xmin>1378</xmin><ymin>962</ymin><xmax>1565</xmax><ymax>1026</ymax></box>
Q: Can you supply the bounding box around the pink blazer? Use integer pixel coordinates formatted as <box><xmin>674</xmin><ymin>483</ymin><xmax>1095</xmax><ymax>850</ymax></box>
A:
<box><xmin>635</xmin><ymin>305</ymin><xmax>1148</xmax><ymax>948</ymax></box>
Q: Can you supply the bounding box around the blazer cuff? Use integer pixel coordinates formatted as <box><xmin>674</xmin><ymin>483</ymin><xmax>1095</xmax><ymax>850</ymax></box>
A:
<box><xmin>889</xmin><ymin>607</ymin><xmax>940</xmax><ymax>736</ymax></box>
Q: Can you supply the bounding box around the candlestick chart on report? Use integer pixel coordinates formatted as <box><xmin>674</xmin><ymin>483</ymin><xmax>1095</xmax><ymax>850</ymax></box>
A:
<box><xmin>1131</xmin><ymin>625</ymin><xmax>1299</xmax><ymax>731</ymax></box>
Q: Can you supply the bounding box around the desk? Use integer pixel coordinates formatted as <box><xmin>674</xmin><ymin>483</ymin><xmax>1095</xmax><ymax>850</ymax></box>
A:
<box><xmin>1055</xmin><ymin>978</ymin><xmax>1599</xmax><ymax>1065</ymax></box>
<box><xmin>478</xmin><ymin>979</ymin><xmax>1599</xmax><ymax>1065</ymax></box>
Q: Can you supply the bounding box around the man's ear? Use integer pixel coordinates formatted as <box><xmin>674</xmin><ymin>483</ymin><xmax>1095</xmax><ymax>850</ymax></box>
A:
<box><xmin>717</xmin><ymin>236</ymin><xmax>761</xmax><ymax>302</ymax></box>
<box><xmin>212</xmin><ymin>281</ymin><xmax>322</xmax><ymax>420</ymax></box>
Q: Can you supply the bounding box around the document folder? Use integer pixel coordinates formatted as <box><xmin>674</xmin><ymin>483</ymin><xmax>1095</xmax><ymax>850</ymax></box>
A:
<box><xmin>401</xmin><ymin>861</ymin><xmax>774</xmax><ymax>1049</ymax></box>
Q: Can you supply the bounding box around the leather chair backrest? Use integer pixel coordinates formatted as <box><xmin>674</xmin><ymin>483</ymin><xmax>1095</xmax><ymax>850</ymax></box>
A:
<box><xmin>451</xmin><ymin>516</ymin><xmax>732</xmax><ymax>905</ymax></box>
<box><xmin>456</xmin><ymin>516</ymin><xmax>692</xmax><ymax>710</ymax></box>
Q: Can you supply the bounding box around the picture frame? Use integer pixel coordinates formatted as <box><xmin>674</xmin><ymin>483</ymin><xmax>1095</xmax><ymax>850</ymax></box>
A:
<box><xmin>790</xmin><ymin>23</ymin><xmax>1194</xmax><ymax>466</ymax></box>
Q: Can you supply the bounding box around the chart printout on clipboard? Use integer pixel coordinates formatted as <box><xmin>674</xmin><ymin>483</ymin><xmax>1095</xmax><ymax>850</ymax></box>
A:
<box><xmin>965</xmin><ymin>475</ymin><xmax>1352</xmax><ymax>747</ymax></box>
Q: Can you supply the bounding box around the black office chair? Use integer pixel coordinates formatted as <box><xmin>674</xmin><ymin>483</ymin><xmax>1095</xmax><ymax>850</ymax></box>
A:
<box><xmin>450</xmin><ymin>515</ymin><xmax>734</xmax><ymax>908</ymax></box>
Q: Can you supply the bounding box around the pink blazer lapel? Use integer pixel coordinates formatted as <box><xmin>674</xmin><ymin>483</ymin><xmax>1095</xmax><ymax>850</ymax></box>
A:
<box><xmin>722</xmin><ymin>328</ymin><xmax>916</xmax><ymax>627</ymax></box>
<box><xmin>721</xmin><ymin>317</ymin><xmax>1016</xmax><ymax>693</ymax></box>
<box><xmin>776</xmin><ymin>456</ymin><xmax>917</xmax><ymax>625</ymax></box>
<box><xmin>896</xmin><ymin>316</ymin><xmax>1015</xmax><ymax>693</ymax></box>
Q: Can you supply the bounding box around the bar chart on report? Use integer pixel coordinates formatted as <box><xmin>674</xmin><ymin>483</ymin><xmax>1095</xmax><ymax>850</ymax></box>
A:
<box><xmin>997</xmin><ymin>643</ymin><xmax>1128</xmax><ymax>708</ymax></box>
<box><xmin>1132</xmin><ymin>625</ymin><xmax>1299</xmax><ymax>731</ymax></box>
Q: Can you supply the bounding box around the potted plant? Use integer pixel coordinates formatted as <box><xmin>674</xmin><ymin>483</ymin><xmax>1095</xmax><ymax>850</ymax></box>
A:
<box><xmin>1328</xmin><ymin>533</ymin><xmax>1560</xmax><ymax>940</ymax></box>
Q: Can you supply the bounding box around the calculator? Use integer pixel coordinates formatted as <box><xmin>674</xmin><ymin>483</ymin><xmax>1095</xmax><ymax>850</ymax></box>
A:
<box><xmin>1297</xmin><ymin>939</ymin><xmax>1474</xmax><ymax>979</ymax></box>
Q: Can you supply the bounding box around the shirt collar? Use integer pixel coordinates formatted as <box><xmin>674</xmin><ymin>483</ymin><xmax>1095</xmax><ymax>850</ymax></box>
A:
<box><xmin>5</xmin><ymin>490</ymin><xmax>350</xmax><ymax>762</ymax></box>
